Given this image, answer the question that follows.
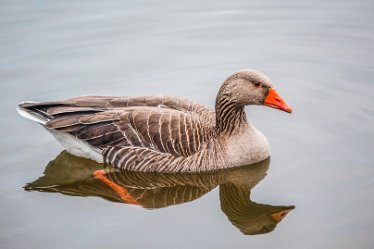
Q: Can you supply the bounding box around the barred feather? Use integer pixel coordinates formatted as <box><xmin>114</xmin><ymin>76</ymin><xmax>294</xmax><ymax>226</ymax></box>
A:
<box><xmin>18</xmin><ymin>70</ymin><xmax>276</xmax><ymax>172</ymax></box>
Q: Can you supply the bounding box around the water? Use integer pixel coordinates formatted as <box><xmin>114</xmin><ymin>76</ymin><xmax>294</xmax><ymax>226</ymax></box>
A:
<box><xmin>1</xmin><ymin>0</ymin><xmax>373</xmax><ymax>248</ymax></box>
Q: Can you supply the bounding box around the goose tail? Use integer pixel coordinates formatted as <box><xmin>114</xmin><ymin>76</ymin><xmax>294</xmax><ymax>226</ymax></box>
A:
<box><xmin>17</xmin><ymin>101</ymin><xmax>54</xmax><ymax>125</ymax></box>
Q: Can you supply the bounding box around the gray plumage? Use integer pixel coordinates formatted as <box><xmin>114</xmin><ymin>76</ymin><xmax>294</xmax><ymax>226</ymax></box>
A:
<box><xmin>18</xmin><ymin>70</ymin><xmax>290</xmax><ymax>172</ymax></box>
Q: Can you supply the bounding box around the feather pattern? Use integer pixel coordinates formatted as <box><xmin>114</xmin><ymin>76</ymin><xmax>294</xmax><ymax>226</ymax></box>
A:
<box><xmin>18</xmin><ymin>70</ymin><xmax>281</xmax><ymax>172</ymax></box>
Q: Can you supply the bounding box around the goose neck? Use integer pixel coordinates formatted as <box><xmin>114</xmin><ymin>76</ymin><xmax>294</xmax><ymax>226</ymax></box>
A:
<box><xmin>215</xmin><ymin>96</ymin><xmax>247</xmax><ymax>136</ymax></box>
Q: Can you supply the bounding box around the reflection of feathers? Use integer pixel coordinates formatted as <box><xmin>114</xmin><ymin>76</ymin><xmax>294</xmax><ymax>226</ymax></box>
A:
<box><xmin>26</xmin><ymin>151</ymin><xmax>294</xmax><ymax>235</ymax></box>
<box><xmin>220</xmin><ymin>183</ymin><xmax>294</xmax><ymax>235</ymax></box>
<box><xmin>25</xmin><ymin>151</ymin><xmax>216</xmax><ymax>208</ymax></box>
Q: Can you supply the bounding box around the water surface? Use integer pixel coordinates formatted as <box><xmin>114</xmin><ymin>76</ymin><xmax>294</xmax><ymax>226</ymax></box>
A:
<box><xmin>1</xmin><ymin>0</ymin><xmax>374</xmax><ymax>248</ymax></box>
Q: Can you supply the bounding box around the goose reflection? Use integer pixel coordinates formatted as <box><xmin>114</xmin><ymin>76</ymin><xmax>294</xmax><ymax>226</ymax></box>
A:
<box><xmin>25</xmin><ymin>151</ymin><xmax>294</xmax><ymax>235</ymax></box>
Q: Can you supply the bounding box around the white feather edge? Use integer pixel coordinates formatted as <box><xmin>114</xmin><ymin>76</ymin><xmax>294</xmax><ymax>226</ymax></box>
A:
<box><xmin>17</xmin><ymin>102</ymin><xmax>104</xmax><ymax>163</ymax></box>
<box><xmin>17</xmin><ymin>101</ymin><xmax>48</xmax><ymax>125</ymax></box>
<box><xmin>48</xmin><ymin>130</ymin><xmax>104</xmax><ymax>163</ymax></box>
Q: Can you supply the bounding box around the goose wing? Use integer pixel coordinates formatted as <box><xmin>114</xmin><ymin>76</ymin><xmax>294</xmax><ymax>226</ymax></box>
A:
<box><xmin>51</xmin><ymin>95</ymin><xmax>211</xmax><ymax>114</ymax></box>
<box><xmin>19</xmin><ymin>96</ymin><xmax>215</xmax><ymax>171</ymax></box>
<box><xmin>45</xmin><ymin>106</ymin><xmax>212</xmax><ymax>156</ymax></box>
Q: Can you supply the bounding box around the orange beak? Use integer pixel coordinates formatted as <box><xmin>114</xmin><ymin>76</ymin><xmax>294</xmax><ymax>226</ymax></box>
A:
<box><xmin>264</xmin><ymin>88</ymin><xmax>293</xmax><ymax>113</ymax></box>
<box><xmin>271</xmin><ymin>208</ymin><xmax>294</xmax><ymax>223</ymax></box>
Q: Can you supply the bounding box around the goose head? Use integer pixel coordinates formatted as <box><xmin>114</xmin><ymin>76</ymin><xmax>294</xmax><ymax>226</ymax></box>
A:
<box><xmin>218</xmin><ymin>69</ymin><xmax>292</xmax><ymax>113</ymax></box>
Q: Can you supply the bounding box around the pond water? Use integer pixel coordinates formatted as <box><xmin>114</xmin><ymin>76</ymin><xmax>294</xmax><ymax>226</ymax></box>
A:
<box><xmin>1</xmin><ymin>0</ymin><xmax>373</xmax><ymax>248</ymax></box>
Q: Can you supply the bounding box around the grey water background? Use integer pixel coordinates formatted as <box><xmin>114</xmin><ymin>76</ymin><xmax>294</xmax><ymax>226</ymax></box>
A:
<box><xmin>1</xmin><ymin>0</ymin><xmax>374</xmax><ymax>248</ymax></box>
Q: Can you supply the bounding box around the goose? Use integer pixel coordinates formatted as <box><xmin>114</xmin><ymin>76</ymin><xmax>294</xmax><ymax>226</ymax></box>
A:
<box><xmin>17</xmin><ymin>69</ymin><xmax>292</xmax><ymax>172</ymax></box>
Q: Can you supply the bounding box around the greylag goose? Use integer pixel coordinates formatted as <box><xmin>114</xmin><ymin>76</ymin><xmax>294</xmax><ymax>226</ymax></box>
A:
<box><xmin>18</xmin><ymin>70</ymin><xmax>292</xmax><ymax>172</ymax></box>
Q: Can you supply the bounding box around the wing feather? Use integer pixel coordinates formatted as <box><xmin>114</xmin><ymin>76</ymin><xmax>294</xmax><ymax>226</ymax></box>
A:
<box><xmin>76</xmin><ymin>122</ymin><xmax>115</xmax><ymax>140</ymax></box>
<box><xmin>20</xmin><ymin>96</ymin><xmax>214</xmax><ymax>166</ymax></box>
<box><xmin>47</xmin><ymin>106</ymin><xmax>105</xmax><ymax>115</ymax></box>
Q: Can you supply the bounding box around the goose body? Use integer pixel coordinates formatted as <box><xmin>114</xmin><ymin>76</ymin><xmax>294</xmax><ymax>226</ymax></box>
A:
<box><xmin>18</xmin><ymin>70</ymin><xmax>292</xmax><ymax>172</ymax></box>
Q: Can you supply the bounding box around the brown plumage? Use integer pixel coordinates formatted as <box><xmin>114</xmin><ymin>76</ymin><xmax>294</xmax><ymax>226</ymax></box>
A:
<box><xmin>18</xmin><ymin>69</ymin><xmax>292</xmax><ymax>172</ymax></box>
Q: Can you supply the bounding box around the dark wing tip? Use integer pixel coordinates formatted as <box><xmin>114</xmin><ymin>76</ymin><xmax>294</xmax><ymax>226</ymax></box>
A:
<box><xmin>17</xmin><ymin>101</ymin><xmax>56</xmax><ymax>124</ymax></box>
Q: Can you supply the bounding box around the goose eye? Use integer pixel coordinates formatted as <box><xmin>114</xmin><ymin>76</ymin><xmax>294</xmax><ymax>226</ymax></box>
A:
<box><xmin>254</xmin><ymin>82</ymin><xmax>262</xmax><ymax>88</ymax></box>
